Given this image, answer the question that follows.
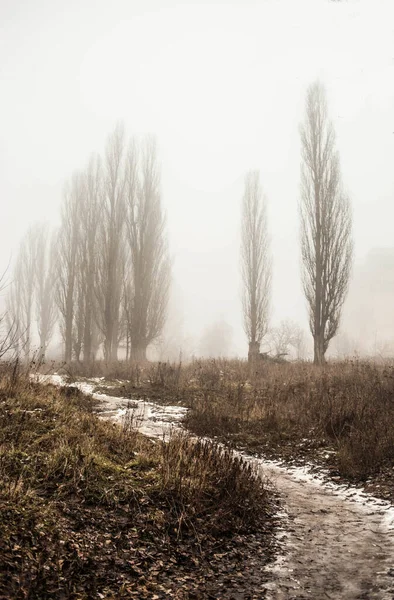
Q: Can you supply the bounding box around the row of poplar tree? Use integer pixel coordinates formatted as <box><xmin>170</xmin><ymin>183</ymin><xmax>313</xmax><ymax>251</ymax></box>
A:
<box><xmin>7</xmin><ymin>80</ymin><xmax>353</xmax><ymax>366</ymax></box>
<box><xmin>7</xmin><ymin>125</ymin><xmax>170</xmax><ymax>363</ymax></box>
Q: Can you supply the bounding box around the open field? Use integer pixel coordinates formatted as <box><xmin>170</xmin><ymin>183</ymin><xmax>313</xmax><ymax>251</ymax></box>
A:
<box><xmin>0</xmin><ymin>367</ymin><xmax>275</xmax><ymax>599</ymax></box>
<box><xmin>59</xmin><ymin>358</ymin><xmax>394</xmax><ymax>502</ymax></box>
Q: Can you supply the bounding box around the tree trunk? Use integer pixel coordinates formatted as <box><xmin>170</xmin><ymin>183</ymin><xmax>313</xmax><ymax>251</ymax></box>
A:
<box><xmin>110</xmin><ymin>343</ymin><xmax>118</xmax><ymax>362</ymax></box>
<box><xmin>24</xmin><ymin>338</ymin><xmax>31</xmax><ymax>365</ymax></box>
<box><xmin>65</xmin><ymin>330</ymin><xmax>72</xmax><ymax>363</ymax></box>
<box><xmin>248</xmin><ymin>340</ymin><xmax>260</xmax><ymax>364</ymax></box>
<box><xmin>83</xmin><ymin>308</ymin><xmax>92</xmax><ymax>364</ymax></box>
<box><xmin>131</xmin><ymin>343</ymin><xmax>147</xmax><ymax>362</ymax></box>
<box><xmin>64</xmin><ymin>279</ymin><xmax>74</xmax><ymax>362</ymax></box>
<box><xmin>313</xmin><ymin>333</ymin><xmax>325</xmax><ymax>365</ymax></box>
<box><xmin>39</xmin><ymin>333</ymin><xmax>46</xmax><ymax>362</ymax></box>
<box><xmin>126</xmin><ymin>331</ymin><xmax>130</xmax><ymax>362</ymax></box>
<box><xmin>103</xmin><ymin>337</ymin><xmax>111</xmax><ymax>362</ymax></box>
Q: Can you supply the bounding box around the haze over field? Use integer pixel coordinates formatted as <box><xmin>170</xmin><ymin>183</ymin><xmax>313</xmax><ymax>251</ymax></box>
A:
<box><xmin>1</xmin><ymin>0</ymin><xmax>394</xmax><ymax>358</ymax></box>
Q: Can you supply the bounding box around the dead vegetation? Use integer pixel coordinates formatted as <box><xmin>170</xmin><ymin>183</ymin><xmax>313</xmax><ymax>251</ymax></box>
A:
<box><xmin>0</xmin><ymin>364</ymin><xmax>274</xmax><ymax>599</ymax></box>
<box><xmin>184</xmin><ymin>360</ymin><xmax>394</xmax><ymax>487</ymax></box>
<box><xmin>70</xmin><ymin>358</ymin><xmax>394</xmax><ymax>496</ymax></box>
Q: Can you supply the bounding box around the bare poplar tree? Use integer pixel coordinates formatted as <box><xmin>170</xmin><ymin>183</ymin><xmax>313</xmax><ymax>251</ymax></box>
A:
<box><xmin>34</xmin><ymin>223</ymin><xmax>57</xmax><ymax>360</ymax></box>
<box><xmin>79</xmin><ymin>154</ymin><xmax>102</xmax><ymax>363</ymax></box>
<box><xmin>241</xmin><ymin>170</ymin><xmax>271</xmax><ymax>362</ymax></box>
<box><xmin>300</xmin><ymin>81</ymin><xmax>353</xmax><ymax>364</ymax></box>
<box><xmin>95</xmin><ymin>124</ymin><xmax>127</xmax><ymax>361</ymax></box>
<box><xmin>122</xmin><ymin>138</ymin><xmax>138</xmax><ymax>360</ymax></box>
<box><xmin>55</xmin><ymin>174</ymin><xmax>82</xmax><ymax>362</ymax></box>
<box><xmin>11</xmin><ymin>227</ymin><xmax>37</xmax><ymax>362</ymax></box>
<box><xmin>125</xmin><ymin>136</ymin><xmax>170</xmax><ymax>361</ymax></box>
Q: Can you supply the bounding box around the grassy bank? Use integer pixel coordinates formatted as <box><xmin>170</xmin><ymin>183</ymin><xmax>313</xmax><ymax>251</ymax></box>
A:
<box><xmin>0</xmin><ymin>370</ymin><xmax>275</xmax><ymax>599</ymax></box>
<box><xmin>64</xmin><ymin>358</ymin><xmax>394</xmax><ymax>501</ymax></box>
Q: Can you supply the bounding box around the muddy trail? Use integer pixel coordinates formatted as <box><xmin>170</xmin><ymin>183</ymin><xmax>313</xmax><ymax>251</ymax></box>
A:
<box><xmin>43</xmin><ymin>377</ymin><xmax>394</xmax><ymax>599</ymax></box>
<box><xmin>259</xmin><ymin>464</ymin><xmax>394</xmax><ymax>599</ymax></box>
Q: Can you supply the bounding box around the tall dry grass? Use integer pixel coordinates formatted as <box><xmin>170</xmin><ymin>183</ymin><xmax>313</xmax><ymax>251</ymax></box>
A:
<box><xmin>183</xmin><ymin>359</ymin><xmax>394</xmax><ymax>478</ymax></box>
<box><xmin>0</xmin><ymin>361</ymin><xmax>272</xmax><ymax>598</ymax></box>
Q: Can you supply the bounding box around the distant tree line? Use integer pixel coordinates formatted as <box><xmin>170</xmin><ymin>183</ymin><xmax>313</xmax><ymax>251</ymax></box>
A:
<box><xmin>8</xmin><ymin>124</ymin><xmax>170</xmax><ymax>363</ymax></box>
<box><xmin>8</xmin><ymin>81</ymin><xmax>352</xmax><ymax>367</ymax></box>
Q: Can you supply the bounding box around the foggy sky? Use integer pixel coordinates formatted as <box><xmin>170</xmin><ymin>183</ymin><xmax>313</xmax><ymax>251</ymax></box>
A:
<box><xmin>1</xmin><ymin>0</ymin><xmax>394</xmax><ymax>357</ymax></box>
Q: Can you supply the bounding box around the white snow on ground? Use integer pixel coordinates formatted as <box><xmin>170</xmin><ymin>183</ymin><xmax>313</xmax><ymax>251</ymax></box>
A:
<box><xmin>247</xmin><ymin>455</ymin><xmax>394</xmax><ymax>532</ymax></box>
<box><xmin>34</xmin><ymin>373</ymin><xmax>187</xmax><ymax>437</ymax></box>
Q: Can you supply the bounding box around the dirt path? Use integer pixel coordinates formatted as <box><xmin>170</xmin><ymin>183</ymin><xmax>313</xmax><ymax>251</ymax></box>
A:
<box><xmin>257</xmin><ymin>462</ymin><xmax>394</xmax><ymax>599</ymax></box>
<box><xmin>41</xmin><ymin>377</ymin><xmax>394</xmax><ymax>599</ymax></box>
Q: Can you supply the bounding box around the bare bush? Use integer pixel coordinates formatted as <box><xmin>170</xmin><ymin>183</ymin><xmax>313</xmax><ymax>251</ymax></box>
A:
<box><xmin>265</xmin><ymin>319</ymin><xmax>306</xmax><ymax>359</ymax></box>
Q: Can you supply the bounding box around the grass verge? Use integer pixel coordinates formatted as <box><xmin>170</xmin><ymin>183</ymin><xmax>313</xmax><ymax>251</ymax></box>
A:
<box><xmin>0</xmin><ymin>369</ymin><xmax>275</xmax><ymax>599</ymax></box>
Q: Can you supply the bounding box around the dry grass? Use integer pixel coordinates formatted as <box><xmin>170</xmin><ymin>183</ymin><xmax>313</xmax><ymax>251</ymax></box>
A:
<box><xmin>182</xmin><ymin>359</ymin><xmax>394</xmax><ymax>480</ymax></box>
<box><xmin>160</xmin><ymin>433</ymin><xmax>269</xmax><ymax>536</ymax></box>
<box><xmin>74</xmin><ymin>357</ymin><xmax>394</xmax><ymax>482</ymax></box>
<box><xmin>0</xmin><ymin>363</ymin><xmax>273</xmax><ymax>599</ymax></box>
<box><xmin>40</xmin><ymin>355</ymin><xmax>394</xmax><ymax>480</ymax></box>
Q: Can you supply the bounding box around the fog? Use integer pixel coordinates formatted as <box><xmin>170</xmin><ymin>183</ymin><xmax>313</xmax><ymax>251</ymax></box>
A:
<box><xmin>1</xmin><ymin>0</ymin><xmax>394</xmax><ymax>360</ymax></box>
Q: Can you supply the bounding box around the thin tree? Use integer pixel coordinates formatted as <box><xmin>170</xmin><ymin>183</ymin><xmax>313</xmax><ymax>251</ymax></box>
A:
<box><xmin>55</xmin><ymin>174</ymin><xmax>82</xmax><ymax>362</ymax></box>
<box><xmin>4</xmin><ymin>268</ymin><xmax>22</xmax><ymax>359</ymax></box>
<box><xmin>5</xmin><ymin>283</ymin><xmax>21</xmax><ymax>356</ymax></box>
<box><xmin>34</xmin><ymin>223</ymin><xmax>57</xmax><ymax>360</ymax></box>
<box><xmin>79</xmin><ymin>154</ymin><xmax>102</xmax><ymax>363</ymax></box>
<box><xmin>95</xmin><ymin>124</ymin><xmax>127</xmax><ymax>361</ymax></box>
<box><xmin>300</xmin><ymin>81</ymin><xmax>353</xmax><ymax>364</ymax></box>
<box><xmin>120</xmin><ymin>248</ymin><xmax>133</xmax><ymax>361</ymax></box>
<box><xmin>72</xmin><ymin>270</ymin><xmax>84</xmax><ymax>362</ymax></box>
<box><xmin>11</xmin><ymin>227</ymin><xmax>37</xmax><ymax>362</ymax></box>
<box><xmin>125</xmin><ymin>136</ymin><xmax>170</xmax><ymax>361</ymax></box>
<box><xmin>241</xmin><ymin>170</ymin><xmax>271</xmax><ymax>362</ymax></box>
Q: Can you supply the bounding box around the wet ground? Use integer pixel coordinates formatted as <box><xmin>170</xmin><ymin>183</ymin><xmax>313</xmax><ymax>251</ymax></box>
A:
<box><xmin>256</xmin><ymin>462</ymin><xmax>394</xmax><ymax>599</ymax></box>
